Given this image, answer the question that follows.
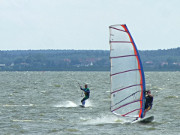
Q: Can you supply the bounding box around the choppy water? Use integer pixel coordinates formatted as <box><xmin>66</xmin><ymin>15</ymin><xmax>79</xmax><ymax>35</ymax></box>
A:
<box><xmin>0</xmin><ymin>71</ymin><xmax>180</xmax><ymax>135</ymax></box>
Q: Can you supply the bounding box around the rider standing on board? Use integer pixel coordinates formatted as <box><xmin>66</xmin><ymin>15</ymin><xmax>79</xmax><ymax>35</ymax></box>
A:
<box><xmin>143</xmin><ymin>90</ymin><xmax>153</xmax><ymax>117</ymax></box>
<box><xmin>80</xmin><ymin>84</ymin><xmax>90</xmax><ymax>107</ymax></box>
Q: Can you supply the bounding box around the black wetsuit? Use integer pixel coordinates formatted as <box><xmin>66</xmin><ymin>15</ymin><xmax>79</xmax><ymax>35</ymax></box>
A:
<box><xmin>145</xmin><ymin>95</ymin><xmax>153</xmax><ymax>110</ymax></box>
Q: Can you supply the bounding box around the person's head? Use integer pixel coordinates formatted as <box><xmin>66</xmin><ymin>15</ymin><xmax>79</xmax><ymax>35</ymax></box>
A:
<box><xmin>85</xmin><ymin>84</ymin><xmax>88</xmax><ymax>88</ymax></box>
<box><xmin>147</xmin><ymin>90</ymin><xmax>151</xmax><ymax>95</ymax></box>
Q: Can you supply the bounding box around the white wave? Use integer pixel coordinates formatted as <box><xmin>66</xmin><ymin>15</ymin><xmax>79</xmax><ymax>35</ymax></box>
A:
<box><xmin>54</xmin><ymin>101</ymin><xmax>78</xmax><ymax>108</ymax></box>
<box><xmin>84</xmin><ymin>100</ymin><xmax>93</xmax><ymax>107</ymax></box>
<box><xmin>54</xmin><ymin>100</ymin><xmax>93</xmax><ymax>108</ymax></box>
<box><xmin>83</xmin><ymin>114</ymin><xmax>127</xmax><ymax>125</ymax></box>
<box><xmin>2</xmin><ymin>104</ymin><xmax>34</xmax><ymax>107</ymax></box>
<box><xmin>13</xmin><ymin>119</ymin><xmax>33</xmax><ymax>122</ymax></box>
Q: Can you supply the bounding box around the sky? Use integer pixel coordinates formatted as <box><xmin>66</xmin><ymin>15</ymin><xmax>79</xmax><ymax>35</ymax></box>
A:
<box><xmin>0</xmin><ymin>0</ymin><xmax>180</xmax><ymax>50</ymax></box>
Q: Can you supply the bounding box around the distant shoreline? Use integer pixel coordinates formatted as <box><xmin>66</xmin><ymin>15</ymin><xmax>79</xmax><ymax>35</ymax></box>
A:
<box><xmin>0</xmin><ymin>48</ymin><xmax>180</xmax><ymax>71</ymax></box>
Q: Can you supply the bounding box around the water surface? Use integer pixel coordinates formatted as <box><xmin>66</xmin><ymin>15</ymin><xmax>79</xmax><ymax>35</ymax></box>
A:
<box><xmin>0</xmin><ymin>71</ymin><xmax>179</xmax><ymax>134</ymax></box>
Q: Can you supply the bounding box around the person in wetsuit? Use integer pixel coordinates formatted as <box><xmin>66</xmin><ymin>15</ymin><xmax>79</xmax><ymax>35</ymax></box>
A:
<box><xmin>143</xmin><ymin>90</ymin><xmax>153</xmax><ymax>118</ymax></box>
<box><xmin>80</xmin><ymin>84</ymin><xmax>90</xmax><ymax>106</ymax></box>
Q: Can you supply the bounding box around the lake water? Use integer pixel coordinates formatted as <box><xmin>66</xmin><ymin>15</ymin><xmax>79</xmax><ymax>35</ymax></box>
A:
<box><xmin>0</xmin><ymin>71</ymin><xmax>180</xmax><ymax>135</ymax></box>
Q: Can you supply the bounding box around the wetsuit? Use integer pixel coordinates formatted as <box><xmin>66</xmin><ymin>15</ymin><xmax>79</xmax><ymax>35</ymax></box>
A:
<box><xmin>81</xmin><ymin>88</ymin><xmax>90</xmax><ymax>106</ymax></box>
<box><xmin>145</xmin><ymin>95</ymin><xmax>153</xmax><ymax>111</ymax></box>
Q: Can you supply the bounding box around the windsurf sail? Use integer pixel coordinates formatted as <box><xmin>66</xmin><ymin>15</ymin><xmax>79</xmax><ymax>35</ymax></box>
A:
<box><xmin>109</xmin><ymin>24</ymin><xmax>146</xmax><ymax>119</ymax></box>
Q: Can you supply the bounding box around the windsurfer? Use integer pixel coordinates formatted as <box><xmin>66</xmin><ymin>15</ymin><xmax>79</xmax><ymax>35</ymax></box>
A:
<box><xmin>143</xmin><ymin>90</ymin><xmax>153</xmax><ymax>118</ymax></box>
<box><xmin>80</xmin><ymin>84</ymin><xmax>90</xmax><ymax>106</ymax></box>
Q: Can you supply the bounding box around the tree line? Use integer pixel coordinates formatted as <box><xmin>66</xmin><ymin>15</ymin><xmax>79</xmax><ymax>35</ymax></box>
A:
<box><xmin>0</xmin><ymin>48</ymin><xmax>180</xmax><ymax>71</ymax></box>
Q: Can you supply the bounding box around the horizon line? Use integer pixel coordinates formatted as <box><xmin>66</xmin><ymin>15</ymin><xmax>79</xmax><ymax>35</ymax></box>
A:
<box><xmin>0</xmin><ymin>47</ymin><xmax>180</xmax><ymax>51</ymax></box>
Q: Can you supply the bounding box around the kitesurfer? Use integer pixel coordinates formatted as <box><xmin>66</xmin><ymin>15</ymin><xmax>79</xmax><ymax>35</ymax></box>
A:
<box><xmin>143</xmin><ymin>90</ymin><xmax>153</xmax><ymax>117</ymax></box>
<box><xmin>80</xmin><ymin>84</ymin><xmax>90</xmax><ymax>107</ymax></box>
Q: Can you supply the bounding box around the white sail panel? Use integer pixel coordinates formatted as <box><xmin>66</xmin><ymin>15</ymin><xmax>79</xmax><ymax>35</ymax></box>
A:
<box><xmin>109</xmin><ymin>24</ymin><xmax>146</xmax><ymax>118</ymax></box>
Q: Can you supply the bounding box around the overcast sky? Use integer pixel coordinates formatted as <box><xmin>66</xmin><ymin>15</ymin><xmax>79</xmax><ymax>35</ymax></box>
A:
<box><xmin>0</xmin><ymin>0</ymin><xmax>180</xmax><ymax>50</ymax></box>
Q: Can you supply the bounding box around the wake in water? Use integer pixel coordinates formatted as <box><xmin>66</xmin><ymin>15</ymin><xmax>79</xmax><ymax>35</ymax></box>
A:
<box><xmin>54</xmin><ymin>101</ymin><xmax>78</xmax><ymax>107</ymax></box>
<box><xmin>54</xmin><ymin>100</ymin><xmax>93</xmax><ymax>108</ymax></box>
<box><xmin>82</xmin><ymin>114</ymin><xmax>129</xmax><ymax>125</ymax></box>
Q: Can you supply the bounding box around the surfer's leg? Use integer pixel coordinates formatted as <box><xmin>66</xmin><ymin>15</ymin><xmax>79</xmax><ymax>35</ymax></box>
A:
<box><xmin>143</xmin><ymin>106</ymin><xmax>151</xmax><ymax>117</ymax></box>
<box><xmin>81</xmin><ymin>97</ymin><xmax>89</xmax><ymax>106</ymax></box>
<box><xmin>143</xmin><ymin>110</ymin><xmax>147</xmax><ymax>118</ymax></box>
<box><xmin>82</xmin><ymin>101</ymin><xmax>85</xmax><ymax>106</ymax></box>
<box><xmin>81</xmin><ymin>98</ymin><xmax>86</xmax><ymax>105</ymax></box>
